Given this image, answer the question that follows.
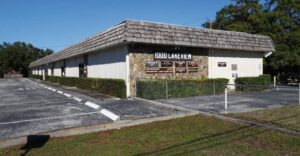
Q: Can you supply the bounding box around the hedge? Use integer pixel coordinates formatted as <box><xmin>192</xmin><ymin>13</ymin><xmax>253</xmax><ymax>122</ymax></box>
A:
<box><xmin>235</xmin><ymin>74</ymin><xmax>272</xmax><ymax>91</ymax></box>
<box><xmin>29</xmin><ymin>75</ymin><xmax>43</xmax><ymax>80</ymax></box>
<box><xmin>45</xmin><ymin>76</ymin><xmax>126</xmax><ymax>98</ymax></box>
<box><xmin>137</xmin><ymin>78</ymin><xmax>229</xmax><ymax>100</ymax></box>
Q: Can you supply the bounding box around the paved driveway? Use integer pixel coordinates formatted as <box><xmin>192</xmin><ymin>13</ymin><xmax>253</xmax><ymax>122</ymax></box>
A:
<box><xmin>0</xmin><ymin>78</ymin><xmax>180</xmax><ymax>140</ymax></box>
<box><xmin>156</xmin><ymin>86</ymin><xmax>299</xmax><ymax>114</ymax></box>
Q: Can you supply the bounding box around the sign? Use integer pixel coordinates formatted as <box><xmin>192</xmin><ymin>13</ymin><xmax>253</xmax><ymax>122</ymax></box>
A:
<box><xmin>159</xmin><ymin>68</ymin><xmax>173</xmax><ymax>73</ymax></box>
<box><xmin>188</xmin><ymin>61</ymin><xmax>198</xmax><ymax>67</ymax></box>
<box><xmin>175</xmin><ymin>61</ymin><xmax>186</xmax><ymax>67</ymax></box>
<box><xmin>146</xmin><ymin>69</ymin><xmax>159</xmax><ymax>74</ymax></box>
<box><xmin>218</xmin><ymin>62</ymin><xmax>227</xmax><ymax>67</ymax></box>
<box><xmin>189</xmin><ymin>68</ymin><xmax>198</xmax><ymax>73</ymax></box>
<box><xmin>145</xmin><ymin>61</ymin><xmax>159</xmax><ymax>68</ymax></box>
<box><xmin>175</xmin><ymin>67</ymin><xmax>187</xmax><ymax>73</ymax></box>
<box><xmin>154</xmin><ymin>52</ymin><xmax>192</xmax><ymax>61</ymax></box>
<box><xmin>161</xmin><ymin>61</ymin><xmax>173</xmax><ymax>67</ymax></box>
<box><xmin>146</xmin><ymin>68</ymin><xmax>173</xmax><ymax>74</ymax></box>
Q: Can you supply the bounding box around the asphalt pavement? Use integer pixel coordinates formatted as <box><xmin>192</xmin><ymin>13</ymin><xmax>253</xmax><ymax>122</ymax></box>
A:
<box><xmin>0</xmin><ymin>78</ymin><xmax>181</xmax><ymax>140</ymax></box>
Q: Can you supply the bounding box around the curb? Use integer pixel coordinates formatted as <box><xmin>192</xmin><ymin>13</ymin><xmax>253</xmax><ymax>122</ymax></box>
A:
<box><xmin>0</xmin><ymin>111</ymin><xmax>197</xmax><ymax>149</ymax></box>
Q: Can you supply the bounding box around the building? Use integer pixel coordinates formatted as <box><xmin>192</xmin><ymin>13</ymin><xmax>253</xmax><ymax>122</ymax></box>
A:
<box><xmin>30</xmin><ymin>20</ymin><xmax>275</xmax><ymax>97</ymax></box>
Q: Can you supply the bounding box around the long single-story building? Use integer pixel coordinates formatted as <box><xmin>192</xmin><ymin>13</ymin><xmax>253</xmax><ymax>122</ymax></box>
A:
<box><xmin>30</xmin><ymin>20</ymin><xmax>275</xmax><ymax>97</ymax></box>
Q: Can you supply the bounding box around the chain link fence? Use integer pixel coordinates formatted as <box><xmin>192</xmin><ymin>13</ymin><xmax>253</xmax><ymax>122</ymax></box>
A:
<box><xmin>135</xmin><ymin>78</ymin><xmax>300</xmax><ymax>114</ymax></box>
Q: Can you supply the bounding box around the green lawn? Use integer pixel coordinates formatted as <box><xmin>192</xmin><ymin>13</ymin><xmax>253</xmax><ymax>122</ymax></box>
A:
<box><xmin>228</xmin><ymin>105</ymin><xmax>300</xmax><ymax>132</ymax></box>
<box><xmin>1</xmin><ymin>115</ymin><xmax>300</xmax><ymax>156</ymax></box>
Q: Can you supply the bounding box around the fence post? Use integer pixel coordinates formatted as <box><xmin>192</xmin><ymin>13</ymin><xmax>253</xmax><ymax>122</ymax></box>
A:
<box><xmin>166</xmin><ymin>80</ymin><xmax>168</xmax><ymax>100</ymax></box>
<box><xmin>225</xmin><ymin>88</ymin><xmax>228</xmax><ymax>114</ymax></box>
<box><xmin>213</xmin><ymin>83</ymin><xmax>216</xmax><ymax>112</ymax></box>
<box><xmin>134</xmin><ymin>77</ymin><xmax>137</xmax><ymax>98</ymax></box>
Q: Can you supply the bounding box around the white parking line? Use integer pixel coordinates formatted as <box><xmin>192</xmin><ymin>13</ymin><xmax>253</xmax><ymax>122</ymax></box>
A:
<box><xmin>0</xmin><ymin>104</ymin><xmax>78</xmax><ymax>113</ymax></box>
<box><xmin>0</xmin><ymin>111</ymin><xmax>100</xmax><ymax>125</ymax></box>
<box><xmin>100</xmin><ymin>109</ymin><xmax>120</xmax><ymax>121</ymax></box>
<box><xmin>63</xmin><ymin>93</ymin><xmax>71</xmax><ymax>97</ymax></box>
<box><xmin>57</xmin><ymin>90</ymin><xmax>63</xmax><ymax>94</ymax></box>
<box><xmin>72</xmin><ymin>97</ymin><xmax>82</xmax><ymax>102</ymax></box>
<box><xmin>84</xmin><ymin>101</ymin><xmax>100</xmax><ymax>109</ymax></box>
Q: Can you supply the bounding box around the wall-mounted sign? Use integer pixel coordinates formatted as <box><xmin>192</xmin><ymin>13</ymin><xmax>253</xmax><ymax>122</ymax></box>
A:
<box><xmin>146</xmin><ymin>68</ymin><xmax>173</xmax><ymax>74</ymax></box>
<box><xmin>154</xmin><ymin>52</ymin><xmax>192</xmax><ymax>60</ymax></box>
<box><xmin>188</xmin><ymin>68</ymin><xmax>198</xmax><ymax>73</ymax></box>
<box><xmin>145</xmin><ymin>61</ymin><xmax>159</xmax><ymax>68</ymax></box>
<box><xmin>146</xmin><ymin>69</ymin><xmax>159</xmax><ymax>74</ymax></box>
<box><xmin>159</xmin><ymin>68</ymin><xmax>173</xmax><ymax>73</ymax></box>
<box><xmin>175</xmin><ymin>67</ymin><xmax>187</xmax><ymax>73</ymax></box>
<box><xmin>175</xmin><ymin>61</ymin><xmax>186</xmax><ymax>67</ymax></box>
<box><xmin>161</xmin><ymin>61</ymin><xmax>173</xmax><ymax>67</ymax></box>
<box><xmin>218</xmin><ymin>62</ymin><xmax>227</xmax><ymax>67</ymax></box>
<box><xmin>188</xmin><ymin>61</ymin><xmax>198</xmax><ymax>67</ymax></box>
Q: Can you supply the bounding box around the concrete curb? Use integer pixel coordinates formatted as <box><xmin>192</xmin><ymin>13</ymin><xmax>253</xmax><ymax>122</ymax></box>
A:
<box><xmin>0</xmin><ymin>111</ymin><xmax>197</xmax><ymax>149</ymax></box>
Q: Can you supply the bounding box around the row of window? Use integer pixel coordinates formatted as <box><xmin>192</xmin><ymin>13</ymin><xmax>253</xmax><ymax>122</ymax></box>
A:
<box><xmin>42</xmin><ymin>55</ymin><xmax>89</xmax><ymax>78</ymax></box>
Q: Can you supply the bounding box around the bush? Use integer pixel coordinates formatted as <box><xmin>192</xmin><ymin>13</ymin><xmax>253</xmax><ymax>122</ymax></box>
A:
<box><xmin>30</xmin><ymin>75</ymin><xmax>43</xmax><ymax>80</ymax></box>
<box><xmin>235</xmin><ymin>74</ymin><xmax>272</xmax><ymax>91</ymax></box>
<box><xmin>45</xmin><ymin>76</ymin><xmax>126</xmax><ymax>98</ymax></box>
<box><xmin>137</xmin><ymin>78</ymin><xmax>229</xmax><ymax>100</ymax></box>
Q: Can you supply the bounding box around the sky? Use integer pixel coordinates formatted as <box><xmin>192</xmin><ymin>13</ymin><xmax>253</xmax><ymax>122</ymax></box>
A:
<box><xmin>0</xmin><ymin>0</ymin><xmax>230</xmax><ymax>51</ymax></box>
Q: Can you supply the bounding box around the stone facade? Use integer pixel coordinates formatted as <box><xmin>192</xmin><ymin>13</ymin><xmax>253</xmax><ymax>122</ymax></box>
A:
<box><xmin>128</xmin><ymin>44</ymin><xmax>208</xmax><ymax>96</ymax></box>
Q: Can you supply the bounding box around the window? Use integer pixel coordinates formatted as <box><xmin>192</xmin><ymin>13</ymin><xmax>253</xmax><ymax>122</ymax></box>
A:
<box><xmin>61</xmin><ymin>60</ymin><xmax>66</xmax><ymax>77</ymax></box>
<box><xmin>51</xmin><ymin>63</ymin><xmax>54</xmax><ymax>76</ymax></box>
<box><xmin>79</xmin><ymin>63</ymin><xmax>87</xmax><ymax>77</ymax></box>
<box><xmin>231</xmin><ymin>64</ymin><xmax>237</xmax><ymax>71</ymax></box>
<box><xmin>61</xmin><ymin>66</ymin><xmax>65</xmax><ymax>77</ymax></box>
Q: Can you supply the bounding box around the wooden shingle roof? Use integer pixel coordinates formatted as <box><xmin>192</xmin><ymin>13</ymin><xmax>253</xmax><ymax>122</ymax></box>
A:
<box><xmin>30</xmin><ymin>20</ymin><xmax>275</xmax><ymax>68</ymax></box>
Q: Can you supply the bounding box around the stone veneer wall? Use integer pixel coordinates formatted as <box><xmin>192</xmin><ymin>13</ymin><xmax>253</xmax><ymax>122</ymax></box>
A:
<box><xmin>128</xmin><ymin>44</ymin><xmax>208</xmax><ymax>96</ymax></box>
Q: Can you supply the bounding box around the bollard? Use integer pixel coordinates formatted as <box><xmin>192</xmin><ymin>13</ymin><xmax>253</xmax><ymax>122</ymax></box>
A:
<box><xmin>225</xmin><ymin>88</ymin><xmax>228</xmax><ymax>114</ymax></box>
<box><xmin>134</xmin><ymin>77</ymin><xmax>137</xmax><ymax>98</ymax></box>
<box><xmin>166</xmin><ymin>80</ymin><xmax>168</xmax><ymax>99</ymax></box>
<box><xmin>273</xmin><ymin>76</ymin><xmax>276</xmax><ymax>87</ymax></box>
<box><xmin>299</xmin><ymin>83</ymin><xmax>300</xmax><ymax>105</ymax></box>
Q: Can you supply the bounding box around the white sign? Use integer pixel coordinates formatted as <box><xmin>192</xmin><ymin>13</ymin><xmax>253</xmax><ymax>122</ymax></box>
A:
<box><xmin>154</xmin><ymin>52</ymin><xmax>192</xmax><ymax>60</ymax></box>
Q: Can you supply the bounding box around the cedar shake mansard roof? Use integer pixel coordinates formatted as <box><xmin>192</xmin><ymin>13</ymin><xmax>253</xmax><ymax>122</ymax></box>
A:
<box><xmin>30</xmin><ymin>20</ymin><xmax>275</xmax><ymax>68</ymax></box>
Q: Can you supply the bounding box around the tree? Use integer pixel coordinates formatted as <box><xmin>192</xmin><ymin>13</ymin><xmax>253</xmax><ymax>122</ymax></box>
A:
<box><xmin>203</xmin><ymin>0</ymin><xmax>300</xmax><ymax>83</ymax></box>
<box><xmin>0</xmin><ymin>42</ymin><xmax>53</xmax><ymax>77</ymax></box>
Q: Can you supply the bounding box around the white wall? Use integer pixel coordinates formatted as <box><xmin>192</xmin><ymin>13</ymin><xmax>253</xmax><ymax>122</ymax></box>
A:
<box><xmin>65</xmin><ymin>56</ymin><xmax>83</xmax><ymax>77</ymax></box>
<box><xmin>53</xmin><ymin>61</ymin><xmax>63</xmax><ymax>76</ymax></box>
<box><xmin>208</xmin><ymin>49</ymin><xmax>263</xmax><ymax>84</ymax></box>
<box><xmin>88</xmin><ymin>45</ymin><xmax>127</xmax><ymax>80</ymax></box>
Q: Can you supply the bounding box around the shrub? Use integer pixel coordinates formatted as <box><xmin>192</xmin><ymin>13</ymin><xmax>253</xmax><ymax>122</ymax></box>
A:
<box><xmin>137</xmin><ymin>78</ymin><xmax>229</xmax><ymax>100</ymax></box>
<box><xmin>235</xmin><ymin>74</ymin><xmax>272</xmax><ymax>91</ymax></box>
<box><xmin>45</xmin><ymin>76</ymin><xmax>126</xmax><ymax>98</ymax></box>
<box><xmin>30</xmin><ymin>75</ymin><xmax>43</xmax><ymax>80</ymax></box>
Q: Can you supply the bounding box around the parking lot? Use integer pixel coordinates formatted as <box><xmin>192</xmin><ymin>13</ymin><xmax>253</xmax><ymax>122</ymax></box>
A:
<box><xmin>156</xmin><ymin>86</ymin><xmax>299</xmax><ymax>114</ymax></box>
<box><xmin>0</xmin><ymin>78</ymin><xmax>181</xmax><ymax>140</ymax></box>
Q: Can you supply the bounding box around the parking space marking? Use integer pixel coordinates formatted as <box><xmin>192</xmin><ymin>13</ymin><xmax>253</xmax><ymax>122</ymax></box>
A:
<box><xmin>63</xmin><ymin>93</ymin><xmax>71</xmax><ymax>97</ymax></box>
<box><xmin>57</xmin><ymin>90</ymin><xmax>63</xmax><ymax>94</ymax></box>
<box><xmin>0</xmin><ymin>111</ymin><xmax>100</xmax><ymax>125</ymax></box>
<box><xmin>72</xmin><ymin>97</ymin><xmax>82</xmax><ymax>102</ymax></box>
<box><xmin>100</xmin><ymin>109</ymin><xmax>120</xmax><ymax>121</ymax></box>
<box><xmin>0</xmin><ymin>103</ymin><xmax>78</xmax><ymax>113</ymax></box>
<box><xmin>0</xmin><ymin>98</ymin><xmax>75</xmax><ymax>106</ymax></box>
<box><xmin>85</xmin><ymin>101</ymin><xmax>100</xmax><ymax>109</ymax></box>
